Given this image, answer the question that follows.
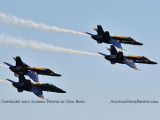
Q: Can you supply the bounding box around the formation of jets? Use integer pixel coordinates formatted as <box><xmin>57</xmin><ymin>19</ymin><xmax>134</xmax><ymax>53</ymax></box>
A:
<box><xmin>1</xmin><ymin>25</ymin><xmax>158</xmax><ymax>99</ymax></box>
<box><xmin>7</xmin><ymin>74</ymin><xmax>65</xmax><ymax>99</ymax></box>
<box><xmin>3</xmin><ymin>56</ymin><xmax>65</xmax><ymax>99</ymax></box>
<box><xmin>4</xmin><ymin>56</ymin><xmax>61</xmax><ymax>83</ymax></box>
<box><xmin>85</xmin><ymin>25</ymin><xmax>157</xmax><ymax>70</ymax></box>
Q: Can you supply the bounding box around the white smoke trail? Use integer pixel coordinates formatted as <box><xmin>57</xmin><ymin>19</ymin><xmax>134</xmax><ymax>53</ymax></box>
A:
<box><xmin>0</xmin><ymin>64</ymin><xmax>9</xmax><ymax>68</ymax></box>
<box><xmin>0</xmin><ymin>12</ymin><xmax>88</xmax><ymax>36</ymax></box>
<box><xmin>0</xmin><ymin>79</ymin><xmax>11</xmax><ymax>84</ymax></box>
<box><xmin>0</xmin><ymin>34</ymin><xmax>101</xmax><ymax>56</ymax></box>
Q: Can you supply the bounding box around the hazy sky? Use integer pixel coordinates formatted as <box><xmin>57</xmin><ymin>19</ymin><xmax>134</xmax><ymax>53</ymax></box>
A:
<box><xmin>0</xmin><ymin>0</ymin><xmax>159</xmax><ymax>120</ymax></box>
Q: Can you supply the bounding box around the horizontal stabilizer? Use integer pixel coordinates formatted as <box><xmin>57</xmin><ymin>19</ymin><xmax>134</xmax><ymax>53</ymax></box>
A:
<box><xmin>84</xmin><ymin>32</ymin><xmax>94</xmax><ymax>36</ymax></box>
<box><xmin>3</xmin><ymin>62</ymin><xmax>13</xmax><ymax>67</ymax></box>
<box><xmin>97</xmin><ymin>52</ymin><xmax>106</xmax><ymax>56</ymax></box>
<box><xmin>6</xmin><ymin>79</ymin><xmax>16</xmax><ymax>83</ymax></box>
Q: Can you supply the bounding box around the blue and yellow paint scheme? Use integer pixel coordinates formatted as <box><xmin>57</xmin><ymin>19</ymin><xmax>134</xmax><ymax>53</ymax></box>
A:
<box><xmin>3</xmin><ymin>56</ymin><xmax>61</xmax><ymax>83</ymax></box>
<box><xmin>98</xmin><ymin>45</ymin><xmax>157</xmax><ymax>70</ymax></box>
<box><xmin>6</xmin><ymin>74</ymin><xmax>66</xmax><ymax>99</ymax></box>
<box><xmin>85</xmin><ymin>25</ymin><xmax>143</xmax><ymax>50</ymax></box>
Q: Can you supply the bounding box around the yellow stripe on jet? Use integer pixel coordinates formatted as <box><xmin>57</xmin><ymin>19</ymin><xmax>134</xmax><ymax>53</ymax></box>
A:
<box><xmin>111</xmin><ymin>36</ymin><xmax>127</xmax><ymax>39</ymax></box>
<box><xmin>28</xmin><ymin>67</ymin><xmax>45</xmax><ymax>70</ymax></box>
<box><xmin>124</xmin><ymin>56</ymin><xmax>141</xmax><ymax>58</ymax></box>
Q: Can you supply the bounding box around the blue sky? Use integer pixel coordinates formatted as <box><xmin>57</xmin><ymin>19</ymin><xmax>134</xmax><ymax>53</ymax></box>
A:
<box><xmin>0</xmin><ymin>0</ymin><xmax>159</xmax><ymax>120</ymax></box>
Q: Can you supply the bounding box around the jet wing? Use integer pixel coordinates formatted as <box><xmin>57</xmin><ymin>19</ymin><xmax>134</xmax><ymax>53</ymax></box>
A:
<box><xmin>3</xmin><ymin>62</ymin><xmax>13</xmax><ymax>67</ymax></box>
<box><xmin>123</xmin><ymin>59</ymin><xmax>140</xmax><ymax>70</ymax></box>
<box><xmin>109</xmin><ymin>39</ymin><xmax>126</xmax><ymax>51</ymax></box>
<box><xmin>31</xmin><ymin>86</ymin><xmax>46</xmax><ymax>99</ymax></box>
<box><xmin>27</xmin><ymin>71</ymin><xmax>39</xmax><ymax>83</ymax></box>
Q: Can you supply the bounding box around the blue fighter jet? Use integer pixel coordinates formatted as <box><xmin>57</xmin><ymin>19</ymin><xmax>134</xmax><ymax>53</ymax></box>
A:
<box><xmin>3</xmin><ymin>56</ymin><xmax>61</xmax><ymax>83</ymax></box>
<box><xmin>85</xmin><ymin>25</ymin><xmax>143</xmax><ymax>50</ymax></box>
<box><xmin>98</xmin><ymin>45</ymin><xmax>157</xmax><ymax>70</ymax></box>
<box><xmin>6</xmin><ymin>74</ymin><xmax>66</xmax><ymax>99</ymax></box>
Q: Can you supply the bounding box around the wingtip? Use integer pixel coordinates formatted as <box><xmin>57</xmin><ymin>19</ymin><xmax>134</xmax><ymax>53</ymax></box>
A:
<box><xmin>39</xmin><ymin>97</ymin><xmax>47</xmax><ymax>100</ymax></box>
<box><xmin>119</xmin><ymin>48</ymin><xmax>127</xmax><ymax>51</ymax></box>
<box><xmin>106</xmin><ymin>47</ymin><xmax>110</xmax><ymax>50</ymax></box>
<box><xmin>35</xmin><ymin>82</ymin><xmax>41</xmax><ymax>84</ymax></box>
<box><xmin>133</xmin><ymin>68</ymin><xmax>141</xmax><ymax>71</ymax></box>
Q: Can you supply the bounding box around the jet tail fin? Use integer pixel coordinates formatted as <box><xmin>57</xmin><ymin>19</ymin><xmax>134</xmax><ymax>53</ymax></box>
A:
<box><xmin>106</xmin><ymin>45</ymin><xmax>118</xmax><ymax>55</ymax></box>
<box><xmin>13</xmin><ymin>57</ymin><xmax>30</xmax><ymax>67</ymax></box>
<box><xmin>15</xmin><ymin>56</ymin><xmax>23</xmax><ymax>66</ymax></box>
<box><xmin>18</xmin><ymin>74</ymin><xmax>26</xmax><ymax>83</ymax></box>
<box><xmin>103</xmin><ymin>31</ymin><xmax>110</xmax><ymax>38</ymax></box>
<box><xmin>116</xmin><ymin>51</ymin><xmax>124</xmax><ymax>61</ymax></box>
<box><xmin>97</xmin><ymin>25</ymin><xmax>104</xmax><ymax>35</ymax></box>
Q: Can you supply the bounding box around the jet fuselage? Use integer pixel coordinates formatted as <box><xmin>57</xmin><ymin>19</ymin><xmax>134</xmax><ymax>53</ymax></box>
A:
<box><xmin>12</xmin><ymin>80</ymin><xmax>66</xmax><ymax>93</ymax></box>
<box><xmin>91</xmin><ymin>35</ymin><xmax>142</xmax><ymax>45</ymax></box>
<box><xmin>105</xmin><ymin>55</ymin><xmax>157</xmax><ymax>64</ymax></box>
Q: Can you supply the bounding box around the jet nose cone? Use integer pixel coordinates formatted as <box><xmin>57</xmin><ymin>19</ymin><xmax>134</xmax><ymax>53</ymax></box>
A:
<box><xmin>58</xmin><ymin>89</ymin><xmax>66</xmax><ymax>93</ymax></box>
<box><xmin>56</xmin><ymin>73</ymin><xmax>62</xmax><ymax>77</ymax></box>
<box><xmin>139</xmin><ymin>43</ymin><xmax>143</xmax><ymax>45</ymax></box>
<box><xmin>153</xmin><ymin>62</ymin><xmax>158</xmax><ymax>64</ymax></box>
<box><xmin>61</xmin><ymin>90</ymin><xmax>66</xmax><ymax>93</ymax></box>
